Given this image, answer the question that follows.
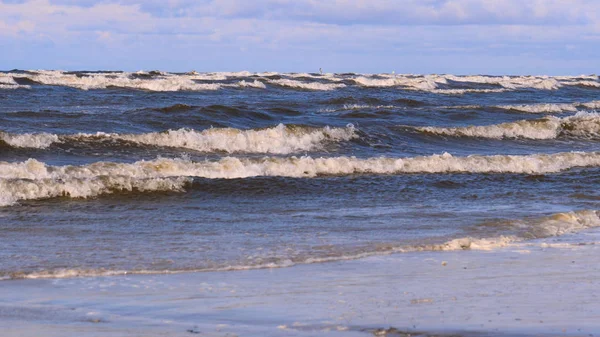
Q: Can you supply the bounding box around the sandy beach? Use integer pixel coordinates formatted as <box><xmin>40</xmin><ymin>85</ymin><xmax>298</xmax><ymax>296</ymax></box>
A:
<box><xmin>1</xmin><ymin>228</ymin><xmax>599</xmax><ymax>337</ymax></box>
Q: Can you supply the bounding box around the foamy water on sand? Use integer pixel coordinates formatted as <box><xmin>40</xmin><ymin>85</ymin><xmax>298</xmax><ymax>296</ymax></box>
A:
<box><xmin>1</xmin><ymin>70</ymin><xmax>600</xmax><ymax>335</ymax></box>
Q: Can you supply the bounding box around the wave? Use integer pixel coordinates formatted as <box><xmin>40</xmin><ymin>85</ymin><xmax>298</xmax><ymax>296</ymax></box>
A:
<box><xmin>5</xmin><ymin>71</ymin><xmax>600</xmax><ymax>92</ymax></box>
<box><xmin>496</xmin><ymin>101</ymin><xmax>600</xmax><ymax>113</ymax></box>
<box><xmin>431</xmin><ymin>88</ymin><xmax>507</xmax><ymax>95</ymax></box>
<box><xmin>352</xmin><ymin>75</ymin><xmax>441</xmax><ymax>90</ymax></box>
<box><xmin>0</xmin><ymin>176</ymin><xmax>191</xmax><ymax>208</ymax></box>
<box><xmin>318</xmin><ymin>104</ymin><xmax>397</xmax><ymax>113</ymax></box>
<box><xmin>2</xmin><ymin>151</ymin><xmax>600</xmax><ymax>205</ymax></box>
<box><xmin>268</xmin><ymin>79</ymin><xmax>346</xmax><ymax>91</ymax></box>
<box><xmin>496</xmin><ymin>103</ymin><xmax>579</xmax><ymax>113</ymax></box>
<box><xmin>561</xmin><ymin>80</ymin><xmax>600</xmax><ymax>88</ymax></box>
<box><xmin>15</xmin><ymin>70</ymin><xmax>225</xmax><ymax>91</ymax></box>
<box><xmin>415</xmin><ymin>209</ymin><xmax>600</xmax><ymax>251</ymax></box>
<box><xmin>416</xmin><ymin>112</ymin><xmax>600</xmax><ymax>140</ymax></box>
<box><xmin>440</xmin><ymin>100</ymin><xmax>600</xmax><ymax>113</ymax></box>
<box><xmin>0</xmin><ymin>131</ymin><xmax>59</xmax><ymax>148</ymax></box>
<box><xmin>0</xmin><ymin>74</ymin><xmax>30</xmax><ymax>89</ymax></box>
<box><xmin>441</xmin><ymin>75</ymin><xmax>563</xmax><ymax>90</ymax></box>
<box><xmin>349</xmin><ymin>74</ymin><xmax>569</xmax><ymax>92</ymax></box>
<box><xmin>0</xmin><ymin>124</ymin><xmax>357</xmax><ymax>153</ymax></box>
<box><xmin>235</xmin><ymin>79</ymin><xmax>266</xmax><ymax>89</ymax></box>
<box><xmin>0</xmin><ymin>78</ymin><xmax>31</xmax><ymax>90</ymax></box>
<box><xmin>3</xmin><ymin>209</ymin><xmax>598</xmax><ymax>280</ymax></box>
<box><xmin>351</xmin><ymin>74</ymin><xmax>576</xmax><ymax>91</ymax></box>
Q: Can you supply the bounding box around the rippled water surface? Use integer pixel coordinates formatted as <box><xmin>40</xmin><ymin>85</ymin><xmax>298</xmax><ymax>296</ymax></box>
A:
<box><xmin>1</xmin><ymin>70</ymin><xmax>600</xmax><ymax>279</ymax></box>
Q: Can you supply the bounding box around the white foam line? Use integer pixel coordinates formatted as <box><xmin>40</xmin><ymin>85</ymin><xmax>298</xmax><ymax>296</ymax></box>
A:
<box><xmin>0</xmin><ymin>124</ymin><xmax>357</xmax><ymax>153</ymax></box>
<box><xmin>268</xmin><ymin>79</ymin><xmax>346</xmax><ymax>91</ymax></box>
<box><xmin>417</xmin><ymin>112</ymin><xmax>600</xmax><ymax>140</ymax></box>
<box><xmin>2</xmin><ymin>151</ymin><xmax>600</xmax><ymax>206</ymax></box>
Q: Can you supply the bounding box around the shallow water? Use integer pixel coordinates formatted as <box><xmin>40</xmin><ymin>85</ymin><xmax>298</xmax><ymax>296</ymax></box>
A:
<box><xmin>1</xmin><ymin>70</ymin><xmax>600</xmax><ymax>279</ymax></box>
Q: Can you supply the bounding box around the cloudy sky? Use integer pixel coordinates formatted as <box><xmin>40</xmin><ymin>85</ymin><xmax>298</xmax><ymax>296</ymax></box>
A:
<box><xmin>1</xmin><ymin>0</ymin><xmax>599</xmax><ymax>74</ymax></box>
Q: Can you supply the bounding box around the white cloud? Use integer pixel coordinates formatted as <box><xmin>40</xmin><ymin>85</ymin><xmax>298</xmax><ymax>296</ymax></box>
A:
<box><xmin>0</xmin><ymin>0</ymin><xmax>598</xmax><ymax>73</ymax></box>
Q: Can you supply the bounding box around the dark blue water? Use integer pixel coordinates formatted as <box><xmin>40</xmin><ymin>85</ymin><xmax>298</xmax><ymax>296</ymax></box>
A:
<box><xmin>1</xmin><ymin>70</ymin><xmax>599</xmax><ymax>279</ymax></box>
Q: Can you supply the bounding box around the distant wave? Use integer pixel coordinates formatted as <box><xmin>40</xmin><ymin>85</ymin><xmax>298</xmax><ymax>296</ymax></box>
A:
<box><xmin>495</xmin><ymin>101</ymin><xmax>600</xmax><ymax>113</ymax></box>
<box><xmin>3</xmin><ymin>71</ymin><xmax>599</xmax><ymax>92</ymax></box>
<box><xmin>268</xmin><ymin>79</ymin><xmax>346</xmax><ymax>91</ymax></box>
<box><xmin>416</xmin><ymin>112</ymin><xmax>600</xmax><ymax>140</ymax></box>
<box><xmin>353</xmin><ymin>75</ymin><xmax>441</xmax><ymax>90</ymax></box>
<box><xmin>440</xmin><ymin>100</ymin><xmax>600</xmax><ymax>113</ymax></box>
<box><xmin>441</xmin><ymin>74</ymin><xmax>563</xmax><ymax>90</ymax></box>
<box><xmin>431</xmin><ymin>88</ymin><xmax>508</xmax><ymax>95</ymax></box>
<box><xmin>10</xmin><ymin>70</ymin><xmax>224</xmax><ymax>91</ymax></box>
<box><xmin>0</xmin><ymin>124</ymin><xmax>357</xmax><ymax>153</ymax></box>
<box><xmin>318</xmin><ymin>104</ymin><xmax>397</xmax><ymax>113</ymax></box>
<box><xmin>0</xmin><ymin>74</ymin><xmax>31</xmax><ymax>89</ymax></box>
<box><xmin>3</xmin><ymin>209</ymin><xmax>598</xmax><ymax>280</ymax></box>
<box><xmin>2</xmin><ymin>151</ymin><xmax>600</xmax><ymax>205</ymax></box>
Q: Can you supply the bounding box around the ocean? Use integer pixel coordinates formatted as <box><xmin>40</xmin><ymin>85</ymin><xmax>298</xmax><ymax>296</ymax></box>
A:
<box><xmin>3</xmin><ymin>70</ymin><xmax>600</xmax><ymax>336</ymax></box>
<box><xmin>1</xmin><ymin>70</ymin><xmax>600</xmax><ymax>281</ymax></box>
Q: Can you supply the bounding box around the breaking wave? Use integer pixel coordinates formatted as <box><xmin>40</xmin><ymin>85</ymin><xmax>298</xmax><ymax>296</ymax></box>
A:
<box><xmin>318</xmin><ymin>104</ymin><xmax>397</xmax><ymax>113</ymax></box>
<box><xmin>0</xmin><ymin>124</ymin><xmax>357</xmax><ymax>154</ymax></box>
<box><xmin>431</xmin><ymin>88</ymin><xmax>507</xmax><ymax>95</ymax></box>
<box><xmin>3</xmin><ymin>71</ymin><xmax>600</xmax><ymax>92</ymax></box>
<box><xmin>268</xmin><ymin>79</ymin><xmax>346</xmax><ymax>91</ymax></box>
<box><xmin>352</xmin><ymin>75</ymin><xmax>441</xmax><ymax>91</ymax></box>
<box><xmin>0</xmin><ymin>131</ymin><xmax>59</xmax><ymax>148</ymax></box>
<box><xmin>496</xmin><ymin>103</ymin><xmax>579</xmax><ymax>113</ymax></box>
<box><xmin>441</xmin><ymin>75</ymin><xmax>563</xmax><ymax>90</ymax></box>
<box><xmin>0</xmin><ymin>75</ymin><xmax>30</xmax><ymax>89</ymax></box>
<box><xmin>0</xmin><ymin>176</ymin><xmax>191</xmax><ymax>208</ymax></box>
<box><xmin>441</xmin><ymin>101</ymin><xmax>600</xmax><ymax>113</ymax></box>
<box><xmin>416</xmin><ymin>112</ymin><xmax>600</xmax><ymax>140</ymax></box>
<box><xmin>235</xmin><ymin>79</ymin><xmax>266</xmax><ymax>89</ymax></box>
<box><xmin>11</xmin><ymin>70</ymin><xmax>223</xmax><ymax>91</ymax></box>
<box><xmin>2</xmin><ymin>151</ymin><xmax>600</xmax><ymax>205</ymax></box>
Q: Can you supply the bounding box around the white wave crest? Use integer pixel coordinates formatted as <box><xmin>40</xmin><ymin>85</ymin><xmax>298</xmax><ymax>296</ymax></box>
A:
<box><xmin>12</xmin><ymin>71</ymin><xmax>221</xmax><ymax>91</ymax></box>
<box><xmin>561</xmin><ymin>80</ymin><xmax>600</xmax><ymax>88</ymax></box>
<box><xmin>353</xmin><ymin>75</ymin><xmax>441</xmax><ymax>91</ymax></box>
<box><xmin>318</xmin><ymin>104</ymin><xmax>397</xmax><ymax>112</ymax></box>
<box><xmin>0</xmin><ymin>75</ymin><xmax>18</xmax><ymax>85</ymax></box>
<box><xmin>496</xmin><ymin>103</ymin><xmax>579</xmax><ymax>113</ymax></box>
<box><xmin>442</xmin><ymin>75</ymin><xmax>563</xmax><ymax>90</ymax></box>
<box><xmin>0</xmin><ymin>132</ymin><xmax>59</xmax><ymax>148</ymax></box>
<box><xmin>0</xmin><ymin>74</ymin><xmax>30</xmax><ymax>89</ymax></box>
<box><xmin>417</xmin><ymin>112</ymin><xmax>600</xmax><ymax>140</ymax></box>
<box><xmin>0</xmin><ymin>84</ymin><xmax>30</xmax><ymax>90</ymax></box>
<box><xmin>76</xmin><ymin>124</ymin><xmax>356</xmax><ymax>154</ymax></box>
<box><xmin>431</xmin><ymin>88</ymin><xmax>507</xmax><ymax>95</ymax></box>
<box><xmin>0</xmin><ymin>125</ymin><xmax>356</xmax><ymax>154</ymax></box>
<box><xmin>353</xmin><ymin>74</ymin><xmax>565</xmax><ymax>92</ymax></box>
<box><xmin>0</xmin><ymin>176</ymin><xmax>191</xmax><ymax>206</ymax></box>
<box><xmin>3</xmin><ymin>151</ymin><xmax>600</xmax><ymax>185</ymax></box>
<box><xmin>425</xmin><ymin>210</ymin><xmax>600</xmax><ymax>251</ymax></box>
<box><xmin>269</xmin><ymin>79</ymin><xmax>346</xmax><ymax>91</ymax></box>
<box><xmin>580</xmin><ymin>100</ymin><xmax>600</xmax><ymax>109</ymax></box>
<box><xmin>9</xmin><ymin>71</ymin><xmax>600</xmax><ymax>92</ymax></box>
<box><xmin>233</xmin><ymin>80</ymin><xmax>266</xmax><ymax>89</ymax></box>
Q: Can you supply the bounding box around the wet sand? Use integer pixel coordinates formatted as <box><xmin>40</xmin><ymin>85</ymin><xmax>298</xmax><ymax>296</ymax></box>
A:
<box><xmin>1</xmin><ymin>229</ymin><xmax>599</xmax><ymax>337</ymax></box>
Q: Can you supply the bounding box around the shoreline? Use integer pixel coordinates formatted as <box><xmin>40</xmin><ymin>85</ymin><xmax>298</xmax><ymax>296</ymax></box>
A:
<box><xmin>1</xmin><ymin>230</ymin><xmax>599</xmax><ymax>337</ymax></box>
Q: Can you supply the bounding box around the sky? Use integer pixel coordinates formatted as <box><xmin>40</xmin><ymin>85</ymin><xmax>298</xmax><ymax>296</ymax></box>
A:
<box><xmin>0</xmin><ymin>0</ymin><xmax>599</xmax><ymax>74</ymax></box>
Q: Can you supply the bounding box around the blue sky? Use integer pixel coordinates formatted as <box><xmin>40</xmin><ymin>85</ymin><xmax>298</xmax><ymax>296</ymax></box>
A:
<box><xmin>1</xmin><ymin>0</ymin><xmax>599</xmax><ymax>74</ymax></box>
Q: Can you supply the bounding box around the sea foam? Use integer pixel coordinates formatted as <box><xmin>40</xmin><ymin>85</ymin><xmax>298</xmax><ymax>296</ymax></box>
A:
<box><xmin>417</xmin><ymin>112</ymin><xmax>600</xmax><ymax>140</ymax></box>
<box><xmin>0</xmin><ymin>124</ymin><xmax>357</xmax><ymax>153</ymax></box>
<box><xmin>2</xmin><ymin>151</ymin><xmax>600</xmax><ymax>205</ymax></box>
